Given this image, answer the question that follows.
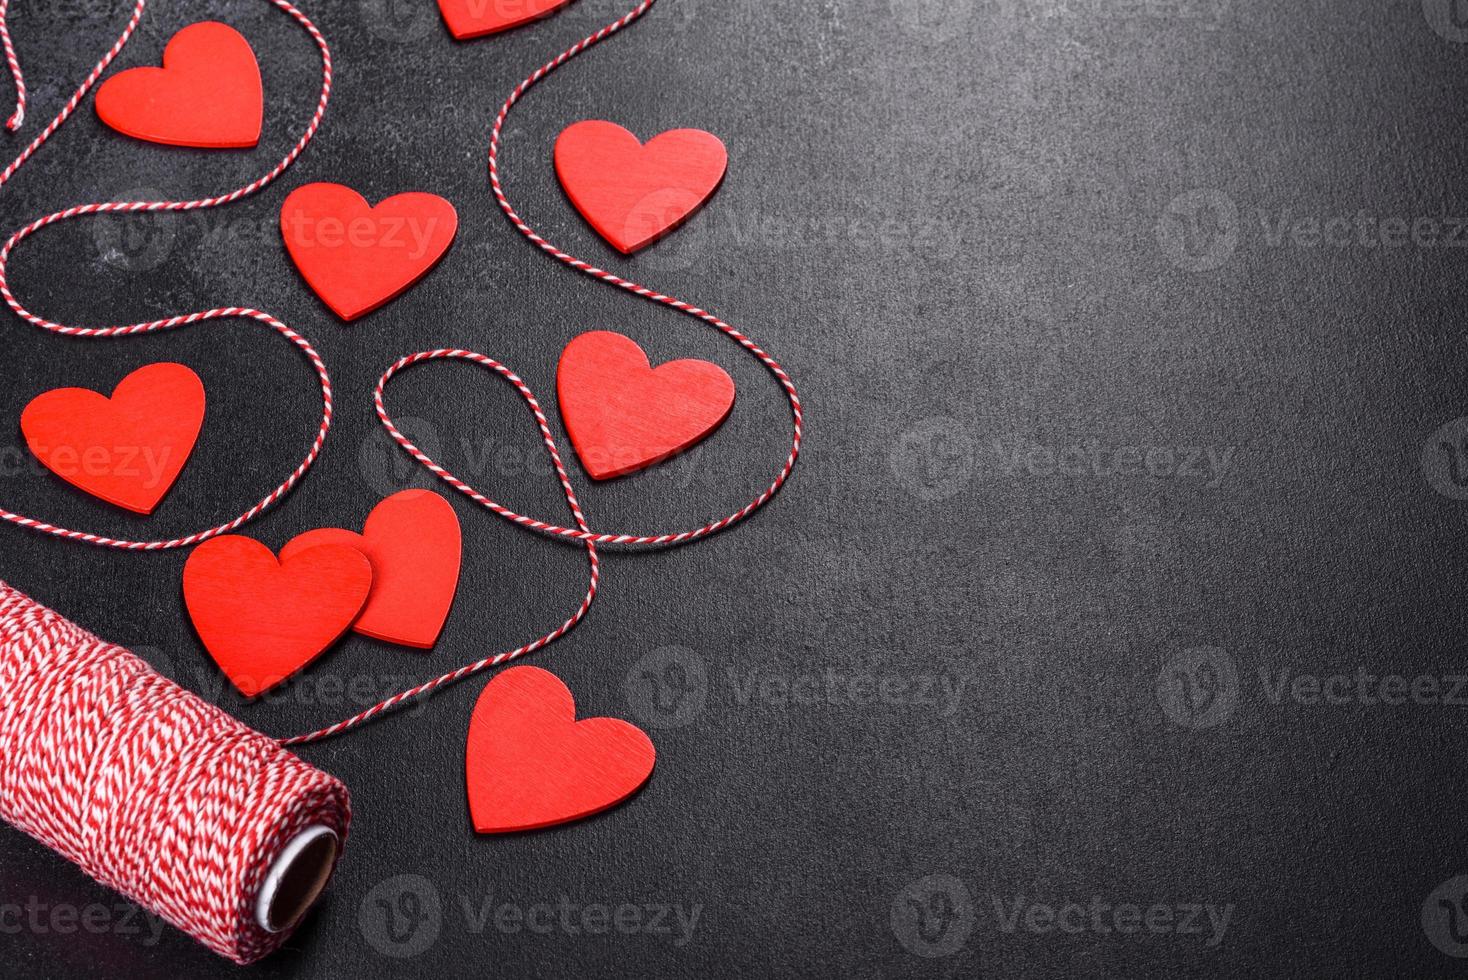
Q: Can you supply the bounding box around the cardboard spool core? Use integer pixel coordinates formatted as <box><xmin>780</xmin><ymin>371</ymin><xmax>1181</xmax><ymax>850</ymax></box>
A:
<box><xmin>256</xmin><ymin>826</ymin><xmax>339</xmax><ymax>933</ymax></box>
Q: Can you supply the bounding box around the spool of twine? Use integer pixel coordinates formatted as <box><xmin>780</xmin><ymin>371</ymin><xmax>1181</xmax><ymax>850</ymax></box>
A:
<box><xmin>0</xmin><ymin>580</ymin><xmax>350</xmax><ymax>964</ymax></box>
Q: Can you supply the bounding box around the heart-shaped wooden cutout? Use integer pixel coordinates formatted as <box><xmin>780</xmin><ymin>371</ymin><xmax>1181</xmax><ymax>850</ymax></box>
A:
<box><xmin>554</xmin><ymin>120</ymin><xmax>728</xmax><ymax>254</ymax></box>
<box><xmin>466</xmin><ymin>666</ymin><xmax>656</xmax><ymax>833</ymax></box>
<box><xmin>557</xmin><ymin>330</ymin><xmax>735</xmax><ymax>480</ymax></box>
<box><xmin>436</xmin><ymin>0</ymin><xmax>575</xmax><ymax>39</ymax></box>
<box><xmin>183</xmin><ymin>536</ymin><xmax>372</xmax><ymax>697</ymax></box>
<box><xmin>21</xmin><ymin>362</ymin><xmax>205</xmax><ymax>514</ymax></box>
<box><xmin>280</xmin><ymin>182</ymin><xmax>459</xmax><ymax>321</ymax></box>
<box><xmin>281</xmin><ymin>490</ymin><xmax>462</xmax><ymax>650</ymax></box>
<box><xmin>94</xmin><ymin>21</ymin><xmax>262</xmax><ymax>149</ymax></box>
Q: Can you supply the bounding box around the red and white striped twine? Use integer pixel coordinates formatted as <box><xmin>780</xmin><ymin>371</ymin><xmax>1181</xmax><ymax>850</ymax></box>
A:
<box><xmin>0</xmin><ymin>0</ymin><xmax>799</xmax><ymax>742</ymax></box>
<box><xmin>0</xmin><ymin>579</ymin><xmax>351</xmax><ymax>964</ymax></box>
<box><xmin>282</xmin><ymin>0</ymin><xmax>804</xmax><ymax>743</ymax></box>
<box><xmin>0</xmin><ymin>0</ymin><xmax>26</xmax><ymax>131</ymax></box>
<box><xmin>0</xmin><ymin>0</ymin><xmax>335</xmax><ymax>550</ymax></box>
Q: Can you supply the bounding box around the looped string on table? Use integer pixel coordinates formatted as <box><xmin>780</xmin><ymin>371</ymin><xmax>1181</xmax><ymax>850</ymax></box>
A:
<box><xmin>281</xmin><ymin>350</ymin><xmax>601</xmax><ymax>745</ymax></box>
<box><xmin>481</xmin><ymin>0</ymin><xmax>803</xmax><ymax>545</ymax></box>
<box><xmin>0</xmin><ymin>0</ymin><xmax>335</xmax><ymax>549</ymax></box>
<box><xmin>281</xmin><ymin>0</ymin><xmax>803</xmax><ymax>743</ymax></box>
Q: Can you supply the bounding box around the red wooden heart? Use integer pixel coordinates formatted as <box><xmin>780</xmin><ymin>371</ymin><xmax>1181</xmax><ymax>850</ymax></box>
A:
<box><xmin>183</xmin><ymin>536</ymin><xmax>372</xmax><ymax>697</ymax></box>
<box><xmin>557</xmin><ymin>330</ymin><xmax>735</xmax><ymax>480</ymax></box>
<box><xmin>20</xmin><ymin>362</ymin><xmax>205</xmax><ymax>515</ymax></box>
<box><xmin>280</xmin><ymin>490</ymin><xmax>462</xmax><ymax>650</ymax></box>
<box><xmin>280</xmin><ymin>182</ymin><xmax>459</xmax><ymax>321</ymax></box>
<box><xmin>94</xmin><ymin>22</ymin><xmax>262</xmax><ymax>149</ymax></box>
<box><xmin>436</xmin><ymin>0</ymin><xmax>574</xmax><ymax>39</ymax></box>
<box><xmin>466</xmin><ymin>666</ymin><xmax>655</xmax><ymax>833</ymax></box>
<box><xmin>554</xmin><ymin>120</ymin><xmax>728</xmax><ymax>254</ymax></box>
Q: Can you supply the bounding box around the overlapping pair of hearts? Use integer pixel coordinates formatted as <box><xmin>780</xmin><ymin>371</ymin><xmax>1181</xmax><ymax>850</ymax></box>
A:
<box><xmin>28</xmin><ymin>16</ymin><xmax>743</xmax><ymax>831</ymax></box>
<box><xmin>182</xmin><ymin>489</ymin><xmax>639</xmax><ymax>832</ymax></box>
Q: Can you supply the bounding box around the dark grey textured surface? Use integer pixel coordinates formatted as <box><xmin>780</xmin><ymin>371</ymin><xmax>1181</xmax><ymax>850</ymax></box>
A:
<box><xmin>2</xmin><ymin>0</ymin><xmax>1468</xmax><ymax>976</ymax></box>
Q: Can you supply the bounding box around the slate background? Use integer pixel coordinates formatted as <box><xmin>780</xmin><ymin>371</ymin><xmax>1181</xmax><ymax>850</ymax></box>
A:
<box><xmin>2</xmin><ymin>0</ymin><xmax>1468</xmax><ymax>975</ymax></box>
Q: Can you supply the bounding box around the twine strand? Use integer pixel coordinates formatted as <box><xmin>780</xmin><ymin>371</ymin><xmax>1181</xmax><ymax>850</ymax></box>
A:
<box><xmin>0</xmin><ymin>0</ymin><xmax>335</xmax><ymax>550</ymax></box>
<box><xmin>283</xmin><ymin>0</ymin><xmax>803</xmax><ymax>743</ymax></box>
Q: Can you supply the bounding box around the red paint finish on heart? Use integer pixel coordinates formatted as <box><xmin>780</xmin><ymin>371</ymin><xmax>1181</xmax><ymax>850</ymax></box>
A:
<box><xmin>466</xmin><ymin>666</ymin><xmax>655</xmax><ymax>833</ymax></box>
<box><xmin>436</xmin><ymin>0</ymin><xmax>575</xmax><ymax>39</ymax></box>
<box><xmin>183</xmin><ymin>536</ymin><xmax>372</xmax><ymax>697</ymax></box>
<box><xmin>554</xmin><ymin>121</ymin><xmax>728</xmax><ymax>254</ymax></box>
<box><xmin>281</xmin><ymin>490</ymin><xmax>462</xmax><ymax>650</ymax></box>
<box><xmin>280</xmin><ymin>182</ymin><xmax>459</xmax><ymax>321</ymax></box>
<box><xmin>94</xmin><ymin>22</ymin><xmax>262</xmax><ymax>149</ymax></box>
<box><xmin>20</xmin><ymin>362</ymin><xmax>205</xmax><ymax>515</ymax></box>
<box><xmin>557</xmin><ymin>331</ymin><xmax>735</xmax><ymax>480</ymax></box>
